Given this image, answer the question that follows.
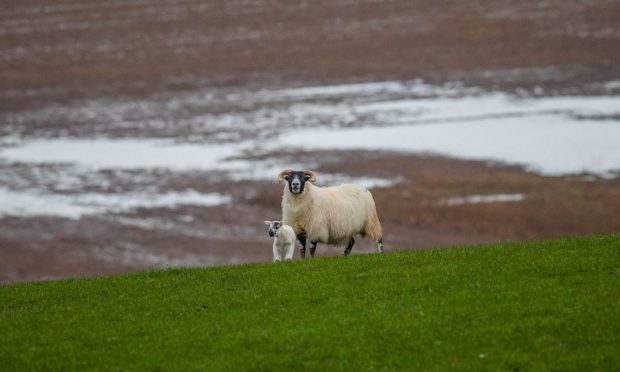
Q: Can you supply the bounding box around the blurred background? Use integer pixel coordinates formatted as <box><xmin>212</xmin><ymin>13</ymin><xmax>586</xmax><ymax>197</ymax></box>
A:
<box><xmin>1</xmin><ymin>0</ymin><xmax>619</xmax><ymax>283</ymax></box>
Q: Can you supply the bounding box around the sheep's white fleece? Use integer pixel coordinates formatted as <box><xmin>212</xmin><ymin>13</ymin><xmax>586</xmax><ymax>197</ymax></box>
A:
<box><xmin>282</xmin><ymin>183</ymin><xmax>382</xmax><ymax>247</ymax></box>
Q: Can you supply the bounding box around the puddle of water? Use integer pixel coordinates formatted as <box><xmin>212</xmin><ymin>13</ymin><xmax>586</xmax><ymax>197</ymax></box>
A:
<box><xmin>0</xmin><ymin>138</ymin><xmax>249</xmax><ymax>170</ymax></box>
<box><xmin>261</xmin><ymin>80</ymin><xmax>481</xmax><ymax>99</ymax></box>
<box><xmin>440</xmin><ymin>193</ymin><xmax>526</xmax><ymax>206</ymax></box>
<box><xmin>316</xmin><ymin>173</ymin><xmax>397</xmax><ymax>189</ymax></box>
<box><xmin>0</xmin><ymin>188</ymin><xmax>231</xmax><ymax>219</ymax></box>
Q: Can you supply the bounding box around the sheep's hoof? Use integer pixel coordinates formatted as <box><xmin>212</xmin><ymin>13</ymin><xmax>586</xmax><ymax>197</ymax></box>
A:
<box><xmin>343</xmin><ymin>237</ymin><xmax>355</xmax><ymax>256</ymax></box>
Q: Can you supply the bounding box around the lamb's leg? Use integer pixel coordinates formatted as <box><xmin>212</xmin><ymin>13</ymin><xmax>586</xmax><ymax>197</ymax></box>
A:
<box><xmin>273</xmin><ymin>244</ymin><xmax>281</xmax><ymax>262</ymax></box>
<box><xmin>298</xmin><ymin>234</ymin><xmax>307</xmax><ymax>259</ymax></box>
<box><xmin>377</xmin><ymin>238</ymin><xmax>384</xmax><ymax>253</ymax></box>
<box><xmin>344</xmin><ymin>237</ymin><xmax>355</xmax><ymax>256</ymax></box>
<box><xmin>310</xmin><ymin>241</ymin><xmax>318</xmax><ymax>258</ymax></box>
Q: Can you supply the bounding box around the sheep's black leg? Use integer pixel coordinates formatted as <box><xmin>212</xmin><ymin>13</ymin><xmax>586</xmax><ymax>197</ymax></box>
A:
<box><xmin>298</xmin><ymin>234</ymin><xmax>307</xmax><ymax>259</ymax></box>
<box><xmin>344</xmin><ymin>237</ymin><xmax>355</xmax><ymax>256</ymax></box>
<box><xmin>377</xmin><ymin>238</ymin><xmax>384</xmax><ymax>253</ymax></box>
<box><xmin>310</xmin><ymin>241</ymin><xmax>318</xmax><ymax>258</ymax></box>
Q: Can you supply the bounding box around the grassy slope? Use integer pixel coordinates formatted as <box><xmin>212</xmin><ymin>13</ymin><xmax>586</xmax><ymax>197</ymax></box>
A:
<box><xmin>1</xmin><ymin>234</ymin><xmax>619</xmax><ymax>371</ymax></box>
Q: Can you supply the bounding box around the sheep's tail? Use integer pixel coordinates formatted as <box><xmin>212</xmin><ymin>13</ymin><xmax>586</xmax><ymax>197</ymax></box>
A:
<box><xmin>364</xmin><ymin>203</ymin><xmax>383</xmax><ymax>253</ymax></box>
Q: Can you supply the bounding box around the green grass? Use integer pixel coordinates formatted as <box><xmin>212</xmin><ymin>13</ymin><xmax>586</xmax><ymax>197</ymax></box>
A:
<box><xmin>1</xmin><ymin>234</ymin><xmax>619</xmax><ymax>371</ymax></box>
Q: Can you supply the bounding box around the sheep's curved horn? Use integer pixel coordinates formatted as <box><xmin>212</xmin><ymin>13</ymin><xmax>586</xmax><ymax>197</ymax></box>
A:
<box><xmin>277</xmin><ymin>169</ymin><xmax>293</xmax><ymax>183</ymax></box>
<box><xmin>303</xmin><ymin>170</ymin><xmax>317</xmax><ymax>183</ymax></box>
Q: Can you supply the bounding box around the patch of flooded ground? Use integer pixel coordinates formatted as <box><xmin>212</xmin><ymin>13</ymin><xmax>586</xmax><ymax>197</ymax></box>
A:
<box><xmin>2</xmin><ymin>80</ymin><xmax>619</xmax><ymax>220</ymax></box>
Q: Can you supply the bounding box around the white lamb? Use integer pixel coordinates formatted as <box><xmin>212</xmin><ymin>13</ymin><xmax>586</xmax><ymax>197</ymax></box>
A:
<box><xmin>277</xmin><ymin>169</ymin><xmax>384</xmax><ymax>258</ymax></box>
<box><xmin>264</xmin><ymin>220</ymin><xmax>296</xmax><ymax>262</ymax></box>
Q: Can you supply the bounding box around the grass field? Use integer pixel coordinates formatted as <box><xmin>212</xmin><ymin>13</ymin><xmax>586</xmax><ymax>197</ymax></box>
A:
<box><xmin>1</xmin><ymin>234</ymin><xmax>619</xmax><ymax>370</ymax></box>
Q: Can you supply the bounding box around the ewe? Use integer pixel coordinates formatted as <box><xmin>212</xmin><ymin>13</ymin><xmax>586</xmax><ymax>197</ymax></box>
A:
<box><xmin>278</xmin><ymin>169</ymin><xmax>383</xmax><ymax>258</ymax></box>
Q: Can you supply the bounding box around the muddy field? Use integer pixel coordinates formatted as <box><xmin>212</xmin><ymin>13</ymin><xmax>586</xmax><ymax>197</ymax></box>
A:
<box><xmin>1</xmin><ymin>0</ymin><xmax>619</xmax><ymax>283</ymax></box>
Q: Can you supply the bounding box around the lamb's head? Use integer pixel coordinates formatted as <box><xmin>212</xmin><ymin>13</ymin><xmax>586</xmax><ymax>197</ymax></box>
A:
<box><xmin>264</xmin><ymin>220</ymin><xmax>282</xmax><ymax>237</ymax></box>
<box><xmin>277</xmin><ymin>169</ymin><xmax>316</xmax><ymax>194</ymax></box>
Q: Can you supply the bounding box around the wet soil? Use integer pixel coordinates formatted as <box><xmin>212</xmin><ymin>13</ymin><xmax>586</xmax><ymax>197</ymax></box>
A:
<box><xmin>2</xmin><ymin>0</ymin><xmax>620</xmax><ymax>112</ymax></box>
<box><xmin>2</xmin><ymin>150</ymin><xmax>619</xmax><ymax>283</ymax></box>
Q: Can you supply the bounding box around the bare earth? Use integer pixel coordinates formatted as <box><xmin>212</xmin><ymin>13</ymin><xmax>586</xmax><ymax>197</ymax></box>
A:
<box><xmin>1</xmin><ymin>0</ymin><xmax>619</xmax><ymax>283</ymax></box>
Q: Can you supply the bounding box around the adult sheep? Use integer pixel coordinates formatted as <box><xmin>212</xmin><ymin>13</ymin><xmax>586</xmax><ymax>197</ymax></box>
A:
<box><xmin>278</xmin><ymin>169</ymin><xmax>384</xmax><ymax>258</ymax></box>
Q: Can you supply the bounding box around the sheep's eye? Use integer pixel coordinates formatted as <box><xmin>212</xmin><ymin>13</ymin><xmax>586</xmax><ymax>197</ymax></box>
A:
<box><xmin>284</xmin><ymin>175</ymin><xmax>289</xmax><ymax>180</ymax></box>
<box><xmin>304</xmin><ymin>176</ymin><xmax>310</xmax><ymax>181</ymax></box>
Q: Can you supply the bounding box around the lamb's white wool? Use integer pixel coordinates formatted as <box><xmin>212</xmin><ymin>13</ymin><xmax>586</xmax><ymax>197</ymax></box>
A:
<box><xmin>278</xmin><ymin>169</ymin><xmax>383</xmax><ymax>258</ymax></box>
<box><xmin>264</xmin><ymin>220</ymin><xmax>296</xmax><ymax>262</ymax></box>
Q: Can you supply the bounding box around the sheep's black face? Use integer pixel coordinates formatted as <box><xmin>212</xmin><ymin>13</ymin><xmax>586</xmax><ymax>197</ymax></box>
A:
<box><xmin>268</xmin><ymin>221</ymin><xmax>281</xmax><ymax>237</ymax></box>
<box><xmin>285</xmin><ymin>171</ymin><xmax>311</xmax><ymax>194</ymax></box>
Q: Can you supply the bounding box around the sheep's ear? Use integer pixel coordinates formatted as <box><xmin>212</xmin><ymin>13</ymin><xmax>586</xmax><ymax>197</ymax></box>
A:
<box><xmin>303</xmin><ymin>170</ymin><xmax>317</xmax><ymax>183</ymax></box>
<box><xmin>277</xmin><ymin>169</ymin><xmax>293</xmax><ymax>183</ymax></box>
<box><xmin>264</xmin><ymin>221</ymin><xmax>271</xmax><ymax>226</ymax></box>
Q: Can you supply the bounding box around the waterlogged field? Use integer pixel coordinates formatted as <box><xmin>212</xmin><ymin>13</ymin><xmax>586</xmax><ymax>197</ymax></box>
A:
<box><xmin>1</xmin><ymin>234</ymin><xmax>618</xmax><ymax>370</ymax></box>
<box><xmin>2</xmin><ymin>80</ymin><xmax>620</xmax><ymax>282</ymax></box>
